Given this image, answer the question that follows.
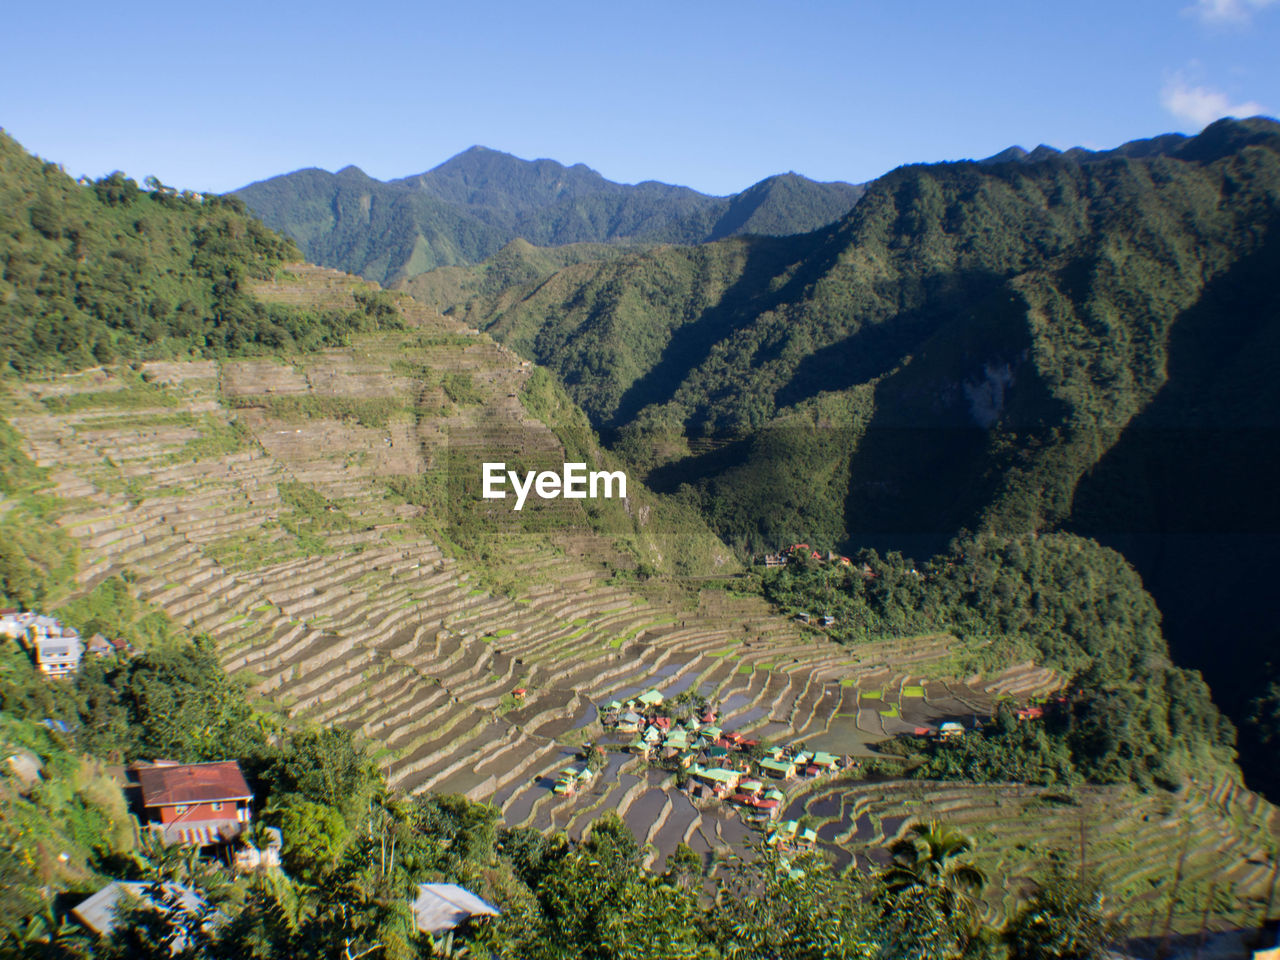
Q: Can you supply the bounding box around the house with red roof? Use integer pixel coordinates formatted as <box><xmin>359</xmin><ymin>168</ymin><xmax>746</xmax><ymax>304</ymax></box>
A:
<box><xmin>134</xmin><ymin>760</ymin><xmax>253</xmax><ymax>846</ymax></box>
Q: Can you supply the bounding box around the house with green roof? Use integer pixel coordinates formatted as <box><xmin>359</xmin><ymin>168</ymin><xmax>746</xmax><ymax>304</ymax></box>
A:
<box><xmin>664</xmin><ymin>730</ymin><xmax>690</xmax><ymax>753</ymax></box>
<box><xmin>811</xmin><ymin>752</ymin><xmax>839</xmax><ymax>770</ymax></box>
<box><xmin>758</xmin><ymin>758</ymin><xmax>796</xmax><ymax>780</ymax></box>
<box><xmin>553</xmin><ymin>767</ymin><xmax>583</xmax><ymax>796</ymax></box>
<box><xmin>690</xmin><ymin>765</ymin><xmax>741</xmax><ymax>795</ymax></box>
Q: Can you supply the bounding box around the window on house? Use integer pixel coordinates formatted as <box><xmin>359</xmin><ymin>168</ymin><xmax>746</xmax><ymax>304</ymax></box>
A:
<box><xmin>174</xmin><ymin>805</ymin><xmax>189</xmax><ymax>814</ymax></box>
<box><xmin>210</xmin><ymin>801</ymin><xmax>223</xmax><ymax>811</ymax></box>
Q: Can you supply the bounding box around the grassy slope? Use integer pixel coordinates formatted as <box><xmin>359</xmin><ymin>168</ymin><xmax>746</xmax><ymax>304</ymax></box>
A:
<box><xmin>400</xmin><ymin>238</ymin><xmax>654</xmax><ymax>315</ymax></box>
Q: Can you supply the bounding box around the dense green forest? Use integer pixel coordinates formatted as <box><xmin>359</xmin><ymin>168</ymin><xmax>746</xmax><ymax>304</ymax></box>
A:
<box><xmin>460</xmin><ymin>118</ymin><xmax>1280</xmax><ymax>553</ymax></box>
<box><xmin>0</xmin><ymin>131</ymin><xmax>400</xmax><ymax>374</ymax></box>
<box><xmin>760</xmin><ymin>534</ymin><xmax>1233</xmax><ymax>790</ymax></box>
<box><xmin>441</xmin><ymin>118</ymin><xmax>1280</xmax><ymax>794</ymax></box>
<box><xmin>233</xmin><ymin>146</ymin><xmax>865</xmax><ymax>285</ymax></box>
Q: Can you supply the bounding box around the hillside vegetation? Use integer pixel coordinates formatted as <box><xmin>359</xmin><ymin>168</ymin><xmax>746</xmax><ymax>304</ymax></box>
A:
<box><xmin>233</xmin><ymin>146</ymin><xmax>865</xmax><ymax>284</ymax></box>
<box><xmin>446</xmin><ymin>117</ymin><xmax>1280</xmax><ymax>792</ymax></box>
<box><xmin>0</xmin><ymin>133</ymin><xmax>413</xmax><ymax>374</ymax></box>
<box><xmin>401</xmin><ymin>238</ymin><xmax>652</xmax><ymax>315</ymax></box>
<box><xmin>463</xmin><ymin>119</ymin><xmax>1280</xmax><ymax>543</ymax></box>
<box><xmin>762</xmin><ymin>533</ymin><xmax>1233</xmax><ymax>790</ymax></box>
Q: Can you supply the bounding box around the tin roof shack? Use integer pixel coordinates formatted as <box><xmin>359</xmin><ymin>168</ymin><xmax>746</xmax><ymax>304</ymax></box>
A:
<box><xmin>72</xmin><ymin>881</ymin><xmax>216</xmax><ymax>940</ymax></box>
<box><xmin>5</xmin><ymin>749</ymin><xmax>43</xmax><ymax>792</ymax></box>
<box><xmin>412</xmin><ymin>883</ymin><xmax>500</xmax><ymax>936</ymax></box>
<box><xmin>810</xmin><ymin>752</ymin><xmax>840</xmax><ymax>772</ymax></box>
<box><xmin>86</xmin><ymin>634</ymin><xmax>113</xmax><ymax>657</ymax></box>
<box><xmin>553</xmin><ymin>766</ymin><xmax>594</xmax><ymax>796</ymax></box>
<box><xmin>135</xmin><ymin>760</ymin><xmax>252</xmax><ymax>846</ymax></box>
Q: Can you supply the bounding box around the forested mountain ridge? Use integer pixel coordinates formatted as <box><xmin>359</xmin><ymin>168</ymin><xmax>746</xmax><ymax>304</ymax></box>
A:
<box><xmin>0</xmin><ymin>130</ymin><xmax>399</xmax><ymax>374</ymax></box>
<box><xmin>460</xmin><ymin>117</ymin><xmax>1280</xmax><ymax>544</ymax></box>
<box><xmin>232</xmin><ymin>146</ymin><xmax>865</xmax><ymax>284</ymax></box>
<box><xmin>449</xmin><ymin>117</ymin><xmax>1280</xmax><ymax>793</ymax></box>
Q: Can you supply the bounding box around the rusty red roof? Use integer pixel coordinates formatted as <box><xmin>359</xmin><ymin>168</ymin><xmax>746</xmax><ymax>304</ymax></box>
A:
<box><xmin>137</xmin><ymin>761</ymin><xmax>252</xmax><ymax>807</ymax></box>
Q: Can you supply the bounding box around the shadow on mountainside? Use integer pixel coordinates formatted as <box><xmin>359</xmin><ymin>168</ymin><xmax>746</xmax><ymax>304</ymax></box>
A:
<box><xmin>604</xmin><ymin>230</ymin><xmax>840</xmax><ymax>433</ymax></box>
<box><xmin>1065</xmin><ymin>216</ymin><xmax>1280</xmax><ymax>796</ymax></box>
<box><xmin>831</xmin><ymin>275</ymin><xmax>1064</xmax><ymax>558</ymax></box>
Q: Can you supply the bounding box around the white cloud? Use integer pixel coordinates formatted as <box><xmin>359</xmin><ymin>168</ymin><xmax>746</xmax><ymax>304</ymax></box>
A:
<box><xmin>1161</xmin><ymin>78</ymin><xmax>1267</xmax><ymax>127</ymax></box>
<box><xmin>1188</xmin><ymin>0</ymin><xmax>1278</xmax><ymax>24</ymax></box>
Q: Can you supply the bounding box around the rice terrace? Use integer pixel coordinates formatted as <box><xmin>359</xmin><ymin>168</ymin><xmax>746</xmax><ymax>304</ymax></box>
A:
<box><xmin>6</xmin><ymin>263</ymin><xmax>1278</xmax><ymax>944</ymax></box>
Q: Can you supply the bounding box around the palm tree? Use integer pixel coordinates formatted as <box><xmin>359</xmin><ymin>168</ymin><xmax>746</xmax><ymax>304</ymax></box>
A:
<box><xmin>1</xmin><ymin>904</ymin><xmax>92</xmax><ymax>959</ymax></box>
<box><xmin>881</xmin><ymin>820</ymin><xmax>987</xmax><ymax>913</ymax></box>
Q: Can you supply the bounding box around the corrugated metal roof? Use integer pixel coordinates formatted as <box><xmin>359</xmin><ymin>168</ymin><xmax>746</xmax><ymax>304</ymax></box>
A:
<box><xmin>137</xmin><ymin>761</ymin><xmax>252</xmax><ymax>806</ymax></box>
<box><xmin>412</xmin><ymin>883</ymin><xmax>500</xmax><ymax>935</ymax></box>
<box><xmin>72</xmin><ymin>882</ymin><xmax>206</xmax><ymax>937</ymax></box>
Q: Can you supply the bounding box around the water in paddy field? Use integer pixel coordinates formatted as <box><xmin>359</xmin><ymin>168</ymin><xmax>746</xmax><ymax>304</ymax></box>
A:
<box><xmin>598</xmin><ymin>749</ymin><xmax>631</xmax><ymax>780</ymax></box>
<box><xmin>602</xmin><ymin>661</ymin><xmax>693</xmax><ymax>705</ymax></box>
<box><xmin>879</xmin><ymin>815</ymin><xmax>909</xmax><ymax>842</ymax></box>
<box><xmin>807</xmin><ymin>793</ymin><xmax>844</xmax><ymax>820</ymax></box>
<box><xmin>502</xmin><ymin>783</ymin><xmax>544</xmax><ymax>827</ymax></box>
<box><xmin>751</xmin><ymin>721</ymin><xmax>794</xmax><ymax>740</ymax></box>
<box><xmin>625</xmin><ymin>788</ymin><xmax>669</xmax><ymax>838</ymax></box>
<box><xmin>660</xmin><ymin>671</ymin><xmax>699</xmax><ymax>697</ymax></box>
<box><xmin>722</xmin><ymin>705</ymin><xmax>768</xmax><ymax>730</ymax></box>
<box><xmin>802</xmin><ymin>713</ymin><xmax>884</xmax><ymax>755</ymax></box>
<box><xmin>569</xmin><ymin>701</ymin><xmax>598</xmax><ymax>730</ymax></box>
<box><xmin>649</xmin><ymin>790</ymin><xmax>702</xmax><ymax>864</ymax></box>
<box><xmin>491</xmin><ymin>777</ymin><xmax>525</xmax><ymax>810</ymax></box>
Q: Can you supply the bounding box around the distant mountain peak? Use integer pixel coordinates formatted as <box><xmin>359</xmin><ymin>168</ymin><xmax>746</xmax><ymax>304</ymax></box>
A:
<box><xmin>233</xmin><ymin>149</ymin><xmax>867</xmax><ymax>283</ymax></box>
<box><xmin>980</xmin><ymin>146</ymin><xmax>1030</xmax><ymax>165</ymax></box>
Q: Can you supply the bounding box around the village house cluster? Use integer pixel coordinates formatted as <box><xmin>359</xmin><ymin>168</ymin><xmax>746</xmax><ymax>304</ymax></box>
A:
<box><xmin>759</xmin><ymin>543</ymin><xmax>863</xmax><ymax>572</ymax></box>
<box><xmin>0</xmin><ymin>607</ymin><xmax>131</xmax><ymax>677</ymax></box>
<box><xmin>596</xmin><ymin>688</ymin><xmax>848</xmax><ymax>828</ymax></box>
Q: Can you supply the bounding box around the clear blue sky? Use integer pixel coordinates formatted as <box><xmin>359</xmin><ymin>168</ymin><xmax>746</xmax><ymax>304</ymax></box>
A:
<box><xmin>3</xmin><ymin>0</ymin><xmax>1277</xmax><ymax>196</ymax></box>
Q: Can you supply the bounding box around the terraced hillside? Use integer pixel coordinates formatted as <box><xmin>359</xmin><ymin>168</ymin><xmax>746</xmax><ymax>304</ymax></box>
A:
<box><xmin>781</xmin><ymin>772</ymin><xmax>1280</xmax><ymax>935</ymax></box>
<box><xmin>4</xmin><ymin>264</ymin><xmax>1272</xmax><ymax>918</ymax></box>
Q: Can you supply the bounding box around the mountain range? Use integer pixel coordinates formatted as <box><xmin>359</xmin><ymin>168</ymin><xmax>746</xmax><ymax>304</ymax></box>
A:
<box><xmin>429</xmin><ymin>118</ymin><xmax>1280</xmax><ymax>792</ymax></box>
<box><xmin>232</xmin><ymin>146</ymin><xmax>865</xmax><ymax>285</ymax></box>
